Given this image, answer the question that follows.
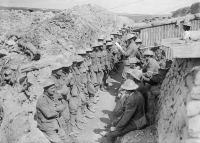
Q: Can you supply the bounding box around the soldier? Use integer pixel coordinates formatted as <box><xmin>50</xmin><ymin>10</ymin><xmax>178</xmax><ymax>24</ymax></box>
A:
<box><xmin>49</xmin><ymin>62</ymin><xmax>74</xmax><ymax>138</ymax></box>
<box><xmin>90</xmin><ymin>42</ymin><xmax>100</xmax><ymax>91</ymax></box>
<box><xmin>85</xmin><ymin>47</ymin><xmax>98</xmax><ymax>113</ymax></box>
<box><xmin>36</xmin><ymin>78</ymin><xmax>68</xmax><ymax>143</ymax></box>
<box><xmin>142</xmin><ymin>50</ymin><xmax>160</xmax><ymax>86</ymax></box>
<box><xmin>107</xmin><ymin>79</ymin><xmax>147</xmax><ymax>143</ymax></box>
<box><xmin>98</xmin><ymin>41</ymin><xmax>107</xmax><ymax>91</ymax></box>
<box><xmin>76</xmin><ymin>48</ymin><xmax>96</xmax><ymax>114</ymax></box>
<box><xmin>106</xmin><ymin>41</ymin><xmax>114</xmax><ymax>86</ymax></box>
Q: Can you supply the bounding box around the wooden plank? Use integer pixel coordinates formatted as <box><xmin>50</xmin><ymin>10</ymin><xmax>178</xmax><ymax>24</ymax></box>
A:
<box><xmin>172</xmin><ymin>44</ymin><xmax>200</xmax><ymax>58</ymax></box>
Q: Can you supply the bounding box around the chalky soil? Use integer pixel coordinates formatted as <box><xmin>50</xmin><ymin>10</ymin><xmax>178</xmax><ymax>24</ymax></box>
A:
<box><xmin>77</xmin><ymin>64</ymin><xmax>157</xmax><ymax>143</ymax></box>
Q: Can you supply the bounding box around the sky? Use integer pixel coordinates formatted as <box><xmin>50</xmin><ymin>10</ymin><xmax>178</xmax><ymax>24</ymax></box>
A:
<box><xmin>0</xmin><ymin>0</ymin><xmax>199</xmax><ymax>14</ymax></box>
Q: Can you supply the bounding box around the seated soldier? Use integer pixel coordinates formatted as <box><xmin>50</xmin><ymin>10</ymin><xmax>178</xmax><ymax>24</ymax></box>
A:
<box><xmin>36</xmin><ymin>79</ymin><xmax>68</xmax><ymax>143</ymax></box>
<box><xmin>142</xmin><ymin>50</ymin><xmax>160</xmax><ymax>86</ymax></box>
<box><xmin>107</xmin><ymin>79</ymin><xmax>147</xmax><ymax>143</ymax></box>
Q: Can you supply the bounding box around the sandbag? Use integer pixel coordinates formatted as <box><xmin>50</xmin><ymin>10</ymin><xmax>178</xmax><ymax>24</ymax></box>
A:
<box><xmin>185</xmin><ymin>14</ymin><xmax>195</xmax><ymax>22</ymax></box>
<box><xmin>187</xmin><ymin>101</ymin><xmax>200</xmax><ymax>117</ymax></box>
<box><xmin>132</xmin><ymin>22</ymin><xmax>151</xmax><ymax>29</ymax></box>
<box><xmin>188</xmin><ymin>115</ymin><xmax>200</xmax><ymax>137</ymax></box>
<box><xmin>190</xmin><ymin>30</ymin><xmax>200</xmax><ymax>41</ymax></box>
<box><xmin>195</xmin><ymin>13</ymin><xmax>200</xmax><ymax>19</ymax></box>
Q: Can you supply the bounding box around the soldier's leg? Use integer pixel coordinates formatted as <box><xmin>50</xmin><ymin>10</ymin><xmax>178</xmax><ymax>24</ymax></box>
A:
<box><xmin>42</xmin><ymin>129</ymin><xmax>63</xmax><ymax>143</ymax></box>
<box><xmin>61</xmin><ymin>105</ymin><xmax>71</xmax><ymax>135</ymax></box>
<box><xmin>69</xmin><ymin>97</ymin><xmax>79</xmax><ymax>134</ymax></box>
<box><xmin>87</xmin><ymin>82</ymin><xmax>97</xmax><ymax>113</ymax></box>
<box><xmin>75</xmin><ymin>95</ymin><xmax>84</xmax><ymax>130</ymax></box>
<box><xmin>57</xmin><ymin>128</ymin><xmax>69</xmax><ymax>143</ymax></box>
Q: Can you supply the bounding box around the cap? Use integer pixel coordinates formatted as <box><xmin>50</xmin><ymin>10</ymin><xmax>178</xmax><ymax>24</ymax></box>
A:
<box><xmin>110</xmin><ymin>35</ymin><xmax>114</xmax><ymax>39</ymax></box>
<box><xmin>126</xmin><ymin>69</ymin><xmax>142</xmax><ymax>81</ymax></box>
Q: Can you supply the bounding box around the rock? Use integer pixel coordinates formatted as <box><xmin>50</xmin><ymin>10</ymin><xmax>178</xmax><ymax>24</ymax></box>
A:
<box><xmin>188</xmin><ymin>115</ymin><xmax>200</xmax><ymax>138</ymax></box>
<box><xmin>195</xmin><ymin>70</ymin><xmax>200</xmax><ymax>85</ymax></box>
<box><xmin>191</xmin><ymin>86</ymin><xmax>200</xmax><ymax>95</ymax></box>
<box><xmin>185</xmin><ymin>138</ymin><xmax>200</xmax><ymax>143</ymax></box>
<box><xmin>187</xmin><ymin>101</ymin><xmax>200</xmax><ymax>117</ymax></box>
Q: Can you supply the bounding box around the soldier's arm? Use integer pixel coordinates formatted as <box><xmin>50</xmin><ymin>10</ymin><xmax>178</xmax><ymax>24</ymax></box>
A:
<box><xmin>116</xmin><ymin>96</ymin><xmax>137</xmax><ymax>130</ymax></box>
<box><xmin>119</xmin><ymin>46</ymin><xmax>133</xmax><ymax>56</ymax></box>
<box><xmin>37</xmin><ymin>100</ymin><xmax>59</xmax><ymax>119</ymax></box>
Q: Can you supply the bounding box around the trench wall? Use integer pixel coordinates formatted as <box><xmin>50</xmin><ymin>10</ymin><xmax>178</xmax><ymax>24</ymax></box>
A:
<box><xmin>157</xmin><ymin>58</ymin><xmax>200</xmax><ymax>143</ymax></box>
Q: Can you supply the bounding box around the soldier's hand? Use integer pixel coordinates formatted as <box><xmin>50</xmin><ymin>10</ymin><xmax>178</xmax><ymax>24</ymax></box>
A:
<box><xmin>55</xmin><ymin>104</ymin><xmax>64</xmax><ymax>112</ymax></box>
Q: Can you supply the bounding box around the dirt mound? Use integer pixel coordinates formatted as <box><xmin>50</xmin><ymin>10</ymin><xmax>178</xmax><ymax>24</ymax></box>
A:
<box><xmin>0</xmin><ymin>5</ymin><xmax>133</xmax><ymax>143</ymax></box>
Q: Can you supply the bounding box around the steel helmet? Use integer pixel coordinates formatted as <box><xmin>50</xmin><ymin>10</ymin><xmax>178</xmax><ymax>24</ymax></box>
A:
<box><xmin>85</xmin><ymin>47</ymin><xmax>93</xmax><ymax>52</ymax></box>
<box><xmin>110</xmin><ymin>35</ymin><xmax>114</xmax><ymax>39</ymax></box>
<box><xmin>105</xmin><ymin>37</ymin><xmax>111</xmax><ymax>42</ymax></box>
<box><xmin>76</xmin><ymin>55</ymin><xmax>84</xmax><ymax>62</ymax></box>
<box><xmin>106</xmin><ymin>42</ymin><xmax>113</xmax><ymax>46</ymax></box>
<box><xmin>126</xmin><ymin>34</ymin><xmax>135</xmax><ymax>41</ymax></box>
<box><xmin>143</xmin><ymin>50</ymin><xmax>154</xmax><ymax>56</ymax></box>
<box><xmin>42</xmin><ymin>78</ymin><xmax>55</xmax><ymax>88</ymax></box>
<box><xmin>59</xmin><ymin>59</ymin><xmax>72</xmax><ymax>67</ymax></box>
<box><xmin>76</xmin><ymin>48</ymin><xmax>86</xmax><ymax>55</ymax></box>
<box><xmin>183</xmin><ymin>21</ymin><xmax>191</xmax><ymax>27</ymax></box>
<box><xmin>50</xmin><ymin>62</ymin><xmax>63</xmax><ymax>71</ymax></box>
<box><xmin>121</xmin><ymin>79</ymin><xmax>139</xmax><ymax>90</ymax></box>
<box><xmin>98</xmin><ymin>35</ymin><xmax>104</xmax><ymax>40</ymax></box>
<box><xmin>98</xmin><ymin>41</ymin><xmax>103</xmax><ymax>46</ymax></box>
<box><xmin>135</xmin><ymin>38</ymin><xmax>142</xmax><ymax>43</ymax></box>
<box><xmin>92</xmin><ymin>42</ymin><xmax>99</xmax><ymax>48</ymax></box>
<box><xmin>126</xmin><ymin>69</ymin><xmax>142</xmax><ymax>81</ymax></box>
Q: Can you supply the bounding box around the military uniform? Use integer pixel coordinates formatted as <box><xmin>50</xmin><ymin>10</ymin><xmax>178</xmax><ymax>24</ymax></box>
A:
<box><xmin>36</xmin><ymin>93</ymin><xmax>68</xmax><ymax>143</ymax></box>
<box><xmin>143</xmin><ymin>57</ymin><xmax>160</xmax><ymax>85</ymax></box>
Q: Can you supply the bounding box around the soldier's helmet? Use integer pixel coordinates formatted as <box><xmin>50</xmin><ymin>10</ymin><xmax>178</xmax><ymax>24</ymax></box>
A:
<box><xmin>59</xmin><ymin>59</ymin><xmax>72</xmax><ymax>67</ymax></box>
<box><xmin>50</xmin><ymin>62</ymin><xmax>63</xmax><ymax>71</ymax></box>
<box><xmin>85</xmin><ymin>47</ymin><xmax>93</xmax><ymax>52</ymax></box>
<box><xmin>126</xmin><ymin>69</ymin><xmax>142</xmax><ymax>81</ymax></box>
<box><xmin>143</xmin><ymin>49</ymin><xmax>154</xmax><ymax>56</ymax></box>
<box><xmin>42</xmin><ymin>78</ymin><xmax>55</xmax><ymax>88</ymax></box>
<box><xmin>126</xmin><ymin>34</ymin><xmax>135</xmax><ymax>41</ymax></box>
<box><xmin>121</xmin><ymin>79</ymin><xmax>139</xmax><ymax>90</ymax></box>
<box><xmin>183</xmin><ymin>21</ymin><xmax>191</xmax><ymax>27</ymax></box>
<box><xmin>135</xmin><ymin>38</ymin><xmax>142</xmax><ymax>43</ymax></box>
<box><xmin>98</xmin><ymin>35</ymin><xmax>104</xmax><ymax>40</ymax></box>
<box><xmin>76</xmin><ymin>48</ymin><xmax>86</xmax><ymax>55</ymax></box>
<box><xmin>106</xmin><ymin>42</ymin><xmax>113</xmax><ymax>46</ymax></box>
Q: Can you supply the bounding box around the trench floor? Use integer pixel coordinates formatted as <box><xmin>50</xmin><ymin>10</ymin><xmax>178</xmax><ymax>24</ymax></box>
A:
<box><xmin>77</xmin><ymin>63</ymin><xmax>157</xmax><ymax>143</ymax></box>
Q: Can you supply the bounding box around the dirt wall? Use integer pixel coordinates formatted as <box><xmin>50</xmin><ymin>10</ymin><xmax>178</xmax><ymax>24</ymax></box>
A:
<box><xmin>157</xmin><ymin>58</ymin><xmax>200</xmax><ymax>143</ymax></box>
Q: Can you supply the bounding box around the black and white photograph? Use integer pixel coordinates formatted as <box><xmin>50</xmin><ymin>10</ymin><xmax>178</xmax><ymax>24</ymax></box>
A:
<box><xmin>0</xmin><ymin>0</ymin><xmax>200</xmax><ymax>143</ymax></box>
